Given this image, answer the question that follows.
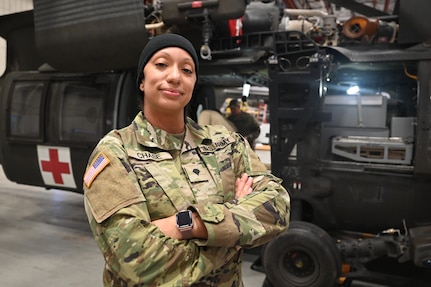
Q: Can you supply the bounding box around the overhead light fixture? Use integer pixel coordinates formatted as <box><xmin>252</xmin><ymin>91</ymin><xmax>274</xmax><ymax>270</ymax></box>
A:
<box><xmin>347</xmin><ymin>85</ymin><xmax>359</xmax><ymax>95</ymax></box>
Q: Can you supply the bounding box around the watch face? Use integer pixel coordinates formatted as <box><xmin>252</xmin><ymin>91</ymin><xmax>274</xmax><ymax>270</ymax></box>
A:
<box><xmin>176</xmin><ymin>210</ymin><xmax>193</xmax><ymax>227</ymax></box>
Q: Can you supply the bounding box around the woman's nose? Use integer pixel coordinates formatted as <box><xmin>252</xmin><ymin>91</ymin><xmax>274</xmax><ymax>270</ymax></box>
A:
<box><xmin>167</xmin><ymin>65</ymin><xmax>181</xmax><ymax>82</ymax></box>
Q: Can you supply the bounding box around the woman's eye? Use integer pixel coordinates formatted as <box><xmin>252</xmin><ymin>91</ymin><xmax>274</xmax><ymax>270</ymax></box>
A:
<box><xmin>183</xmin><ymin>68</ymin><xmax>193</xmax><ymax>74</ymax></box>
<box><xmin>155</xmin><ymin>62</ymin><xmax>167</xmax><ymax>67</ymax></box>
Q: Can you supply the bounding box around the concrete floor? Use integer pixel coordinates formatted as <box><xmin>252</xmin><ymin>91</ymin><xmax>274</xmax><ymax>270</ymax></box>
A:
<box><xmin>0</xmin><ymin>165</ymin><xmax>265</xmax><ymax>287</ymax></box>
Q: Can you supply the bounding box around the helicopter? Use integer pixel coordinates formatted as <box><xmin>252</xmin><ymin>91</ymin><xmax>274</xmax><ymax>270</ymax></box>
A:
<box><xmin>1</xmin><ymin>0</ymin><xmax>431</xmax><ymax>286</ymax></box>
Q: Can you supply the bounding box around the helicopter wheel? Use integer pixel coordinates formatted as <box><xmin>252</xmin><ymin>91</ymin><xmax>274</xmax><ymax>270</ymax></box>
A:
<box><xmin>263</xmin><ymin>221</ymin><xmax>341</xmax><ymax>287</ymax></box>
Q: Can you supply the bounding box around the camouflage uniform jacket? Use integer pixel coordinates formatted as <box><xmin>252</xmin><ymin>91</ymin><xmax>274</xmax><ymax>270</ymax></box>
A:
<box><xmin>83</xmin><ymin>112</ymin><xmax>290</xmax><ymax>287</ymax></box>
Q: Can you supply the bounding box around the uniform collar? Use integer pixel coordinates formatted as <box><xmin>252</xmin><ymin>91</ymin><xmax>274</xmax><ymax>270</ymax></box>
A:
<box><xmin>132</xmin><ymin>112</ymin><xmax>212</xmax><ymax>151</ymax></box>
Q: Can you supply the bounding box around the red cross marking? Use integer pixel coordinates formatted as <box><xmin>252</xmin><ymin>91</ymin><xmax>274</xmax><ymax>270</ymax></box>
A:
<box><xmin>41</xmin><ymin>148</ymin><xmax>71</xmax><ymax>184</ymax></box>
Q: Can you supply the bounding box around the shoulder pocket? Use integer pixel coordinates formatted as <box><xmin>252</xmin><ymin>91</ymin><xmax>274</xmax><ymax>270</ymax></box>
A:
<box><xmin>84</xmin><ymin>152</ymin><xmax>146</xmax><ymax>223</ymax></box>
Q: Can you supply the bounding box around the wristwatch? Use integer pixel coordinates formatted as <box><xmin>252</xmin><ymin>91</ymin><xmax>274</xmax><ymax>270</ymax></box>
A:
<box><xmin>176</xmin><ymin>210</ymin><xmax>193</xmax><ymax>239</ymax></box>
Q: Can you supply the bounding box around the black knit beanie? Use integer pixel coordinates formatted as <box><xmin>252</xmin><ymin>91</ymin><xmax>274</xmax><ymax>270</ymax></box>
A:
<box><xmin>136</xmin><ymin>33</ymin><xmax>199</xmax><ymax>92</ymax></box>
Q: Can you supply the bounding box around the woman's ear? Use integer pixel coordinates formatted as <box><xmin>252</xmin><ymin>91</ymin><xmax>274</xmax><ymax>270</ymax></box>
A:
<box><xmin>139</xmin><ymin>81</ymin><xmax>145</xmax><ymax>92</ymax></box>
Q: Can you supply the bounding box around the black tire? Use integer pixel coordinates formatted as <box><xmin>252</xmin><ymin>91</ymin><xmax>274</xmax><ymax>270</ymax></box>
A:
<box><xmin>263</xmin><ymin>221</ymin><xmax>341</xmax><ymax>287</ymax></box>
<box><xmin>262</xmin><ymin>277</ymin><xmax>274</xmax><ymax>287</ymax></box>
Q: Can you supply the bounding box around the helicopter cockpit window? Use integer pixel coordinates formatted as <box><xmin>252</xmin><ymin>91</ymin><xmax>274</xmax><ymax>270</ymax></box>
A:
<box><xmin>9</xmin><ymin>82</ymin><xmax>44</xmax><ymax>138</ymax></box>
<box><xmin>59</xmin><ymin>83</ymin><xmax>105</xmax><ymax>142</ymax></box>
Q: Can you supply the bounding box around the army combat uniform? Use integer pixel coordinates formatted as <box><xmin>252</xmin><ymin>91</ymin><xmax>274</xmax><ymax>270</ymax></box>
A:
<box><xmin>83</xmin><ymin>112</ymin><xmax>290</xmax><ymax>287</ymax></box>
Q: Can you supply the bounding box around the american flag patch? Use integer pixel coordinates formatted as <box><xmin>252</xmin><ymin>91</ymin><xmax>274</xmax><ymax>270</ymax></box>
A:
<box><xmin>84</xmin><ymin>152</ymin><xmax>110</xmax><ymax>188</ymax></box>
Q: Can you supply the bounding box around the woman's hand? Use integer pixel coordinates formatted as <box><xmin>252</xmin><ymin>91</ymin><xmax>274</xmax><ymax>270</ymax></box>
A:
<box><xmin>152</xmin><ymin>173</ymin><xmax>253</xmax><ymax>240</ymax></box>
<box><xmin>235</xmin><ymin>173</ymin><xmax>253</xmax><ymax>199</ymax></box>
